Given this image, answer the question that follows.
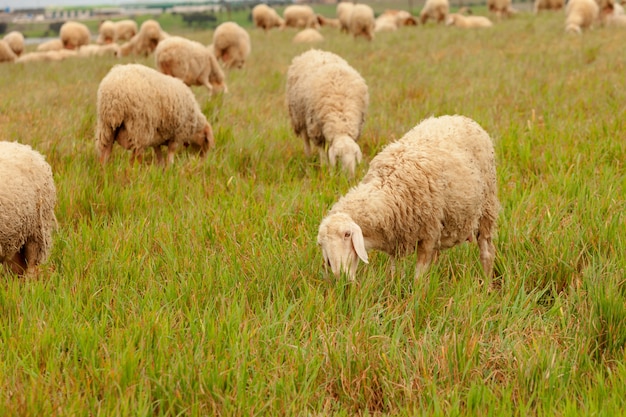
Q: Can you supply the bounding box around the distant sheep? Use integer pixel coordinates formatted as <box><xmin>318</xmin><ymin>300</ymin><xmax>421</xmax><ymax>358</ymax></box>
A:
<box><xmin>114</xmin><ymin>20</ymin><xmax>138</xmax><ymax>41</ymax></box>
<box><xmin>284</xmin><ymin>5</ymin><xmax>319</xmax><ymax>29</ymax></box>
<box><xmin>96</xmin><ymin>64</ymin><xmax>215</xmax><ymax>165</ymax></box>
<box><xmin>337</xmin><ymin>1</ymin><xmax>355</xmax><ymax>33</ymax></box>
<box><xmin>36</xmin><ymin>38</ymin><xmax>64</xmax><ymax>52</ymax></box>
<box><xmin>487</xmin><ymin>0</ymin><xmax>514</xmax><ymax>18</ymax></box>
<box><xmin>565</xmin><ymin>0</ymin><xmax>599</xmax><ymax>33</ymax></box>
<box><xmin>117</xmin><ymin>19</ymin><xmax>168</xmax><ymax>57</ymax></box>
<box><xmin>293</xmin><ymin>28</ymin><xmax>324</xmax><ymax>43</ymax></box>
<box><xmin>78</xmin><ymin>43</ymin><xmax>120</xmax><ymax>57</ymax></box>
<box><xmin>446</xmin><ymin>13</ymin><xmax>494</xmax><ymax>27</ymax></box>
<box><xmin>0</xmin><ymin>40</ymin><xmax>17</xmax><ymax>63</ymax></box>
<box><xmin>211</xmin><ymin>22</ymin><xmax>251</xmax><ymax>69</ymax></box>
<box><xmin>16</xmin><ymin>49</ymin><xmax>77</xmax><ymax>63</ymax></box>
<box><xmin>252</xmin><ymin>4</ymin><xmax>284</xmax><ymax>31</ymax></box>
<box><xmin>97</xmin><ymin>20</ymin><xmax>116</xmax><ymax>44</ymax></box>
<box><xmin>317</xmin><ymin>15</ymin><xmax>341</xmax><ymax>28</ymax></box>
<box><xmin>375</xmin><ymin>10</ymin><xmax>418</xmax><ymax>32</ymax></box>
<box><xmin>420</xmin><ymin>0</ymin><xmax>450</xmax><ymax>24</ymax></box>
<box><xmin>0</xmin><ymin>141</ymin><xmax>57</xmax><ymax>276</ymax></box>
<box><xmin>3</xmin><ymin>31</ymin><xmax>24</xmax><ymax>56</ymax></box>
<box><xmin>286</xmin><ymin>49</ymin><xmax>368</xmax><ymax>177</ymax></box>
<box><xmin>317</xmin><ymin>115</ymin><xmax>499</xmax><ymax>281</ymax></box>
<box><xmin>534</xmin><ymin>0</ymin><xmax>565</xmax><ymax>13</ymax></box>
<box><xmin>155</xmin><ymin>36</ymin><xmax>228</xmax><ymax>94</ymax></box>
<box><xmin>348</xmin><ymin>3</ymin><xmax>376</xmax><ymax>40</ymax></box>
<box><xmin>60</xmin><ymin>21</ymin><xmax>91</xmax><ymax>50</ymax></box>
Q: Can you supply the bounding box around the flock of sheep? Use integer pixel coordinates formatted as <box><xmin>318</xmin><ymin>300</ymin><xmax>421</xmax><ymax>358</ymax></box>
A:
<box><xmin>0</xmin><ymin>0</ymin><xmax>623</xmax><ymax>279</ymax></box>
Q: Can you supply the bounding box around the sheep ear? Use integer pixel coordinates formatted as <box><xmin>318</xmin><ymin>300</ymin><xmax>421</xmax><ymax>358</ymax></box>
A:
<box><xmin>350</xmin><ymin>223</ymin><xmax>368</xmax><ymax>264</ymax></box>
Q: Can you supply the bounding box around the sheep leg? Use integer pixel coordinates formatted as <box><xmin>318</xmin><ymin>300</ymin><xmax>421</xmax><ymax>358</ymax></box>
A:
<box><xmin>202</xmin><ymin>80</ymin><xmax>214</xmax><ymax>96</ymax></box>
<box><xmin>22</xmin><ymin>241</ymin><xmax>40</xmax><ymax>275</ymax></box>
<box><xmin>415</xmin><ymin>240</ymin><xmax>436</xmax><ymax>279</ymax></box>
<box><xmin>477</xmin><ymin>214</ymin><xmax>496</xmax><ymax>277</ymax></box>
<box><xmin>166</xmin><ymin>141</ymin><xmax>179</xmax><ymax>166</ymax></box>
<box><xmin>6</xmin><ymin>251</ymin><xmax>27</xmax><ymax>275</ymax></box>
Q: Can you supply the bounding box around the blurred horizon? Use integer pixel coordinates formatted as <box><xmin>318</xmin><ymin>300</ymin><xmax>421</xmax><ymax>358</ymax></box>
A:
<box><xmin>2</xmin><ymin>0</ymin><xmax>196</xmax><ymax>11</ymax></box>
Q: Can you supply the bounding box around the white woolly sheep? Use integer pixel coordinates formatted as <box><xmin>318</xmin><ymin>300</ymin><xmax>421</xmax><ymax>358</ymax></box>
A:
<box><xmin>0</xmin><ymin>40</ymin><xmax>17</xmax><ymax>63</ymax></box>
<box><xmin>36</xmin><ymin>38</ymin><xmax>64</xmax><ymax>52</ymax></box>
<box><xmin>114</xmin><ymin>20</ymin><xmax>138</xmax><ymax>41</ymax></box>
<box><xmin>317</xmin><ymin>115</ymin><xmax>499</xmax><ymax>281</ymax></box>
<box><xmin>211</xmin><ymin>22</ymin><xmax>251</xmax><ymax>69</ymax></box>
<box><xmin>283</xmin><ymin>5</ymin><xmax>320</xmax><ymax>29</ymax></box>
<box><xmin>96</xmin><ymin>64</ymin><xmax>215</xmax><ymax>166</ymax></box>
<box><xmin>375</xmin><ymin>10</ymin><xmax>418</xmax><ymax>32</ymax></box>
<box><xmin>337</xmin><ymin>1</ymin><xmax>355</xmax><ymax>33</ymax></box>
<box><xmin>534</xmin><ymin>0</ymin><xmax>565</xmax><ymax>13</ymax></box>
<box><xmin>293</xmin><ymin>28</ymin><xmax>324</xmax><ymax>43</ymax></box>
<box><xmin>252</xmin><ymin>4</ymin><xmax>285</xmax><ymax>31</ymax></box>
<box><xmin>78</xmin><ymin>43</ymin><xmax>120</xmax><ymax>57</ymax></box>
<box><xmin>420</xmin><ymin>0</ymin><xmax>450</xmax><ymax>24</ymax></box>
<box><xmin>16</xmin><ymin>49</ymin><xmax>77</xmax><ymax>63</ymax></box>
<box><xmin>606</xmin><ymin>3</ymin><xmax>626</xmax><ymax>25</ymax></box>
<box><xmin>487</xmin><ymin>0</ymin><xmax>514</xmax><ymax>18</ymax></box>
<box><xmin>155</xmin><ymin>36</ymin><xmax>228</xmax><ymax>95</ymax></box>
<box><xmin>317</xmin><ymin>15</ymin><xmax>341</xmax><ymax>28</ymax></box>
<box><xmin>3</xmin><ymin>31</ymin><xmax>24</xmax><ymax>56</ymax></box>
<box><xmin>60</xmin><ymin>21</ymin><xmax>91</xmax><ymax>50</ymax></box>
<box><xmin>565</xmin><ymin>0</ymin><xmax>600</xmax><ymax>33</ymax></box>
<box><xmin>286</xmin><ymin>49</ymin><xmax>368</xmax><ymax>177</ymax></box>
<box><xmin>97</xmin><ymin>20</ymin><xmax>116</xmax><ymax>44</ymax></box>
<box><xmin>0</xmin><ymin>141</ymin><xmax>57</xmax><ymax>276</ymax></box>
<box><xmin>446</xmin><ymin>13</ymin><xmax>494</xmax><ymax>28</ymax></box>
<box><xmin>348</xmin><ymin>4</ymin><xmax>376</xmax><ymax>40</ymax></box>
<box><xmin>117</xmin><ymin>19</ymin><xmax>168</xmax><ymax>57</ymax></box>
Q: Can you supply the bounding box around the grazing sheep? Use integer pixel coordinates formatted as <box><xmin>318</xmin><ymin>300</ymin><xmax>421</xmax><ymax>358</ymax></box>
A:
<box><xmin>286</xmin><ymin>49</ymin><xmax>368</xmax><ymax>177</ymax></box>
<box><xmin>3</xmin><ymin>31</ymin><xmax>24</xmax><ymax>56</ymax></box>
<box><xmin>487</xmin><ymin>0</ymin><xmax>514</xmax><ymax>18</ymax></box>
<box><xmin>97</xmin><ymin>20</ymin><xmax>116</xmax><ymax>44</ymax></box>
<box><xmin>16</xmin><ymin>49</ymin><xmax>77</xmax><ymax>63</ymax></box>
<box><xmin>96</xmin><ymin>64</ymin><xmax>215</xmax><ymax>166</ymax></box>
<box><xmin>565</xmin><ymin>0</ymin><xmax>600</xmax><ymax>33</ymax></box>
<box><xmin>317</xmin><ymin>15</ymin><xmax>341</xmax><ymax>28</ymax></box>
<box><xmin>446</xmin><ymin>13</ymin><xmax>494</xmax><ymax>27</ymax></box>
<box><xmin>0</xmin><ymin>141</ymin><xmax>57</xmax><ymax>276</ymax></box>
<box><xmin>317</xmin><ymin>115</ymin><xmax>499</xmax><ymax>281</ymax></box>
<box><xmin>293</xmin><ymin>28</ymin><xmax>324</xmax><ymax>43</ymax></box>
<box><xmin>606</xmin><ymin>3</ymin><xmax>626</xmax><ymax>25</ymax></box>
<box><xmin>420</xmin><ymin>0</ymin><xmax>450</xmax><ymax>24</ymax></box>
<box><xmin>78</xmin><ymin>43</ymin><xmax>120</xmax><ymax>57</ymax></box>
<box><xmin>348</xmin><ymin>3</ymin><xmax>376</xmax><ymax>40</ymax></box>
<box><xmin>60</xmin><ymin>21</ymin><xmax>91</xmax><ymax>50</ymax></box>
<box><xmin>337</xmin><ymin>1</ymin><xmax>355</xmax><ymax>33</ymax></box>
<box><xmin>211</xmin><ymin>22</ymin><xmax>251</xmax><ymax>69</ymax></box>
<box><xmin>283</xmin><ymin>5</ymin><xmax>319</xmax><ymax>29</ymax></box>
<box><xmin>117</xmin><ymin>19</ymin><xmax>168</xmax><ymax>57</ymax></box>
<box><xmin>534</xmin><ymin>0</ymin><xmax>565</xmax><ymax>13</ymax></box>
<box><xmin>0</xmin><ymin>40</ymin><xmax>17</xmax><ymax>63</ymax></box>
<box><xmin>114</xmin><ymin>19</ymin><xmax>138</xmax><ymax>42</ymax></box>
<box><xmin>375</xmin><ymin>10</ymin><xmax>418</xmax><ymax>32</ymax></box>
<box><xmin>252</xmin><ymin>4</ymin><xmax>285</xmax><ymax>31</ymax></box>
<box><xmin>155</xmin><ymin>36</ymin><xmax>228</xmax><ymax>95</ymax></box>
<box><xmin>36</xmin><ymin>38</ymin><xmax>64</xmax><ymax>52</ymax></box>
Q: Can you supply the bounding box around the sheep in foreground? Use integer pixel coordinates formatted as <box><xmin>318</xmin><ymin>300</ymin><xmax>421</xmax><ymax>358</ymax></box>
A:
<box><xmin>446</xmin><ymin>13</ymin><xmax>494</xmax><ymax>27</ymax></box>
<box><xmin>117</xmin><ymin>19</ymin><xmax>168</xmax><ymax>57</ymax></box>
<box><xmin>3</xmin><ymin>31</ymin><xmax>24</xmax><ymax>56</ymax></box>
<box><xmin>155</xmin><ymin>36</ymin><xmax>227</xmax><ymax>94</ymax></box>
<box><xmin>348</xmin><ymin>3</ymin><xmax>376</xmax><ymax>40</ymax></box>
<box><xmin>36</xmin><ymin>38</ymin><xmax>64</xmax><ymax>52</ymax></box>
<box><xmin>317</xmin><ymin>115</ymin><xmax>499</xmax><ymax>281</ymax></box>
<box><xmin>337</xmin><ymin>1</ymin><xmax>355</xmax><ymax>33</ymax></box>
<box><xmin>252</xmin><ymin>4</ymin><xmax>284</xmax><ymax>31</ymax></box>
<box><xmin>95</xmin><ymin>64</ymin><xmax>215</xmax><ymax>165</ymax></box>
<box><xmin>211</xmin><ymin>22</ymin><xmax>251</xmax><ymax>69</ymax></box>
<box><xmin>0</xmin><ymin>40</ymin><xmax>17</xmax><ymax>63</ymax></box>
<box><xmin>293</xmin><ymin>28</ymin><xmax>324</xmax><ymax>43</ymax></box>
<box><xmin>420</xmin><ymin>0</ymin><xmax>450</xmax><ymax>24</ymax></box>
<box><xmin>283</xmin><ymin>5</ymin><xmax>319</xmax><ymax>29</ymax></box>
<box><xmin>565</xmin><ymin>0</ymin><xmax>599</xmax><ymax>33</ymax></box>
<box><xmin>286</xmin><ymin>49</ymin><xmax>368</xmax><ymax>177</ymax></box>
<box><xmin>0</xmin><ymin>141</ymin><xmax>57</xmax><ymax>275</ymax></box>
<box><xmin>60</xmin><ymin>21</ymin><xmax>91</xmax><ymax>50</ymax></box>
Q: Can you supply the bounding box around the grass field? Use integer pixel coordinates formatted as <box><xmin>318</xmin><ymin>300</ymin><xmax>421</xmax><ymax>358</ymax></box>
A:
<box><xmin>1</xmin><ymin>4</ymin><xmax>625</xmax><ymax>415</ymax></box>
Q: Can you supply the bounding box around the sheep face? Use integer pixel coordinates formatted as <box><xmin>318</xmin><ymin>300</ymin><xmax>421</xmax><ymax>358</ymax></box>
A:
<box><xmin>317</xmin><ymin>213</ymin><xmax>368</xmax><ymax>280</ymax></box>
<box><xmin>185</xmin><ymin>122</ymin><xmax>215</xmax><ymax>157</ymax></box>
<box><xmin>328</xmin><ymin>136</ymin><xmax>362</xmax><ymax>177</ymax></box>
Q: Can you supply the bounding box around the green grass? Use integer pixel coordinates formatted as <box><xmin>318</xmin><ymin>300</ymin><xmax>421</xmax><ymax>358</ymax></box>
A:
<box><xmin>1</xmin><ymin>5</ymin><xmax>626</xmax><ymax>416</ymax></box>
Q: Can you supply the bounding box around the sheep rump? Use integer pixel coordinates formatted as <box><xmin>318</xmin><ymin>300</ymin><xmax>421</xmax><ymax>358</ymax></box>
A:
<box><xmin>211</xmin><ymin>22</ymin><xmax>251</xmax><ymax>69</ymax></box>
<box><xmin>0</xmin><ymin>141</ymin><xmax>57</xmax><ymax>275</ymax></box>
<box><xmin>317</xmin><ymin>115</ymin><xmax>499</xmax><ymax>281</ymax></box>
<box><xmin>252</xmin><ymin>4</ymin><xmax>284</xmax><ymax>31</ymax></box>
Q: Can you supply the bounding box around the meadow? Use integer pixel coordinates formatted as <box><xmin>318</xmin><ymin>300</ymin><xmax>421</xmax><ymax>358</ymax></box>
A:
<box><xmin>0</xmin><ymin>3</ymin><xmax>625</xmax><ymax>415</ymax></box>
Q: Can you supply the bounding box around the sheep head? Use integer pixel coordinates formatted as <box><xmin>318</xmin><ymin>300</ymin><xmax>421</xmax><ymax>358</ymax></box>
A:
<box><xmin>328</xmin><ymin>136</ymin><xmax>362</xmax><ymax>177</ymax></box>
<box><xmin>317</xmin><ymin>212</ymin><xmax>368</xmax><ymax>280</ymax></box>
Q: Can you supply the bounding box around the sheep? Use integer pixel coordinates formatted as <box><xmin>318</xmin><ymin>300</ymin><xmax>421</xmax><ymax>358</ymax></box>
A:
<box><xmin>487</xmin><ymin>0</ymin><xmax>514</xmax><ymax>18</ymax></box>
<box><xmin>3</xmin><ymin>31</ymin><xmax>24</xmax><ymax>56</ymax></box>
<box><xmin>78</xmin><ymin>43</ymin><xmax>120</xmax><ymax>57</ymax></box>
<box><xmin>293</xmin><ymin>28</ymin><xmax>324</xmax><ymax>43</ymax></box>
<box><xmin>533</xmin><ymin>0</ymin><xmax>565</xmax><ymax>13</ymax></box>
<box><xmin>0</xmin><ymin>141</ymin><xmax>57</xmax><ymax>276</ymax></box>
<box><xmin>95</xmin><ymin>64</ymin><xmax>215</xmax><ymax>166</ymax></box>
<box><xmin>317</xmin><ymin>15</ymin><xmax>341</xmax><ymax>28</ymax></box>
<box><xmin>420</xmin><ymin>0</ymin><xmax>450</xmax><ymax>24</ymax></box>
<box><xmin>211</xmin><ymin>22</ymin><xmax>251</xmax><ymax>69</ymax></box>
<box><xmin>606</xmin><ymin>3</ymin><xmax>626</xmax><ymax>25</ymax></box>
<box><xmin>446</xmin><ymin>13</ymin><xmax>494</xmax><ymax>28</ymax></box>
<box><xmin>97</xmin><ymin>20</ymin><xmax>116</xmax><ymax>44</ymax></box>
<box><xmin>283</xmin><ymin>5</ymin><xmax>319</xmax><ymax>29</ymax></box>
<box><xmin>375</xmin><ymin>15</ymin><xmax>401</xmax><ymax>32</ymax></box>
<box><xmin>337</xmin><ymin>1</ymin><xmax>355</xmax><ymax>33</ymax></box>
<box><xmin>286</xmin><ymin>49</ymin><xmax>368</xmax><ymax>177</ymax></box>
<box><xmin>0</xmin><ymin>40</ymin><xmax>17</xmax><ymax>63</ymax></box>
<box><xmin>348</xmin><ymin>3</ymin><xmax>376</xmax><ymax>40</ymax></box>
<box><xmin>155</xmin><ymin>36</ymin><xmax>228</xmax><ymax>95</ymax></box>
<box><xmin>252</xmin><ymin>4</ymin><xmax>284</xmax><ymax>31</ymax></box>
<box><xmin>59</xmin><ymin>21</ymin><xmax>91</xmax><ymax>50</ymax></box>
<box><xmin>114</xmin><ymin>19</ymin><xmax>138</xmax><ymax>42</ymax></box>
<box><xmin>375</xmin><ymin>10</ymin><xmax>418</xmax><ymax>32</ymax></box>
<box><xmin>565</xmin><ymin>0</ymin><xmax>600</xmax><ymax>33</ymax></box>
<box><xmin>117</xmin><ymin>19</ymin><xmax>168</xmax><ymax>57</ymax></box>
<box><xmin>16</xmin><ymin>49</ymin><xmax>77</xmax><ymax>63</ymax></box>
<box><xmin>317</xmin><ymin>115</ymin><xmax>499</xmax><ymax>281</ymax></box>
<box><xmin>36</xmin><ymin>38</ymin><xmax>64</xmax><ymax>52</ymax></box>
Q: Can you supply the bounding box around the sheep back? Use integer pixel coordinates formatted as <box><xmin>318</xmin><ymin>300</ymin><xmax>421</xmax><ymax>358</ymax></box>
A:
<box><xmin>3</xmin><ymin>31</ymin><xmax>24</xmax><ymax>56</ymax></box>
<box><xmin>60</xmin><ymin>21</ymin><xmax>91</xmax><ymax>49</ymax></box>
<box><xmin>420</xmin><ymin>0</ymin><xmax>450</xmax><ymax>23</ymax></box>
<box><xmin>284</xmin><ymin>5</ymin><xmax>319</xmax><ymax>28</ymax></box>
<box><xmin>212</xmin><ymin>22</ymin><xmax>251</xmax><ymax>69</ymax></box>
<box><xmin>348</xmin><ymin>4</ymin><xmax>376</xmax><ymax>40</ymax></box>
<box><xmin>252</xmin><ymin>4</ymin><xmax>284</xmax><ymax>30</ymax></box>
<box><xmin>565</xmin><ymin>0</ymin><xmax>600</xmax><ymax>31</ymax></box>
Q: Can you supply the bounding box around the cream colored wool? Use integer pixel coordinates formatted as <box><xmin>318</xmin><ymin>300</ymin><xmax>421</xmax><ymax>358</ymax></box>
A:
<box><xmin>0</xmin><ymin>141</ymin><xmax>57</xmax><ymax>275</ymax></box>
<box><xmin>60</xmin><ymin>21</ymin><xmax>91</xmax><ymax>50</ymax></box>
<box><xmin>252</xmin><ymin>4</ymin><xmax>284</xmax><ymax>31</ymax></box>
<box><xmin>97</xmin><ymin>20</ymin><xmax>116</xmax><ymax>44</ymax></box>
<box><xmin>565</xmin><ymin>0</ymin><xmax>600</xmax><ymax>32</ymax></box>
<box><xmin>95</xmin><ymin>64</ymin><xmax>215</xmax><ymax>165</ymax></box>
<box><xmin>114</xmin><ymin>20</ymin><xmax>138</xmax><ymax>41</ymax></box>
<box><xmin>155</xmin><ymin>36</ymin><xmax>227</xmax><ymax>94</ymax></box>
<box><xmin>16</xmin><ymin>49</ymin><xmax>77</xmax><ymax>63</ymax></box>
<box><xmin>78</xmin><ymin>43</ymin><xmax>120</xmax><ymax>57</ymax></box>
<box><xmin>488</xmin><ymin>0</ymin><xmax>513</xmax><ymax>18</ymax></box>
<box><xmin>293</xmin><ymin>28</ymin><xmax>324</xmax><ymax>43</ymax></box>
<box><xmin>348</xmin><ymin>3</ymin><xmax>376</xmax><ymax>40</ymax></box>
<box><xmin>420</xmin><ymin>0</ymin><xmax>450</xmax><ymax>24</ymax></box>
<box><xmin>117</xmin><ymin>19</ymin><xmax>168</xmax><ymax>57</ymax></box>
<box><xmin>36</xmin><ymin>38</ymin><xmax>63</xmax><ymax>52</ymax></box>
<box><xmin>3</xmin><ymin>31</ymin><xmax>24</xmax><ymax>56</ymax></box>
<box><xmin>446</xmin><ymin>13</ymin><xmax>494</xmax><ymax>27</ymax></box>
<box><xmin>283</xmin><ymin>5</ymin><xmax>319</xmax><ymax>29</ymax></box>
<box><xmin>336</xmin><ymin>2</ymin><xmax>355</xmax><ymax>33</ymax></box>
<box><xmin>534</xmin><ymin>0</ymin><xmax>565</xmax><ymax>13</ymax></box>
<box><xmin>317</xmin><ymin>115</ymin><xmax>499</xmax><ymax>281</ymax></box>
<box><xmin>286</xmin><ymin>49</ymin><xmax>368</xmax><ymax>177</ymax></box>
<box><xmin>211</xmin><ymin>22</ymin><xmax>251</xmax><ymax>69</ymax></box>
<box><xmin>0</xmin><ymin>40</ymin><xmax>17</xmax><ymax>63</ymax></box>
